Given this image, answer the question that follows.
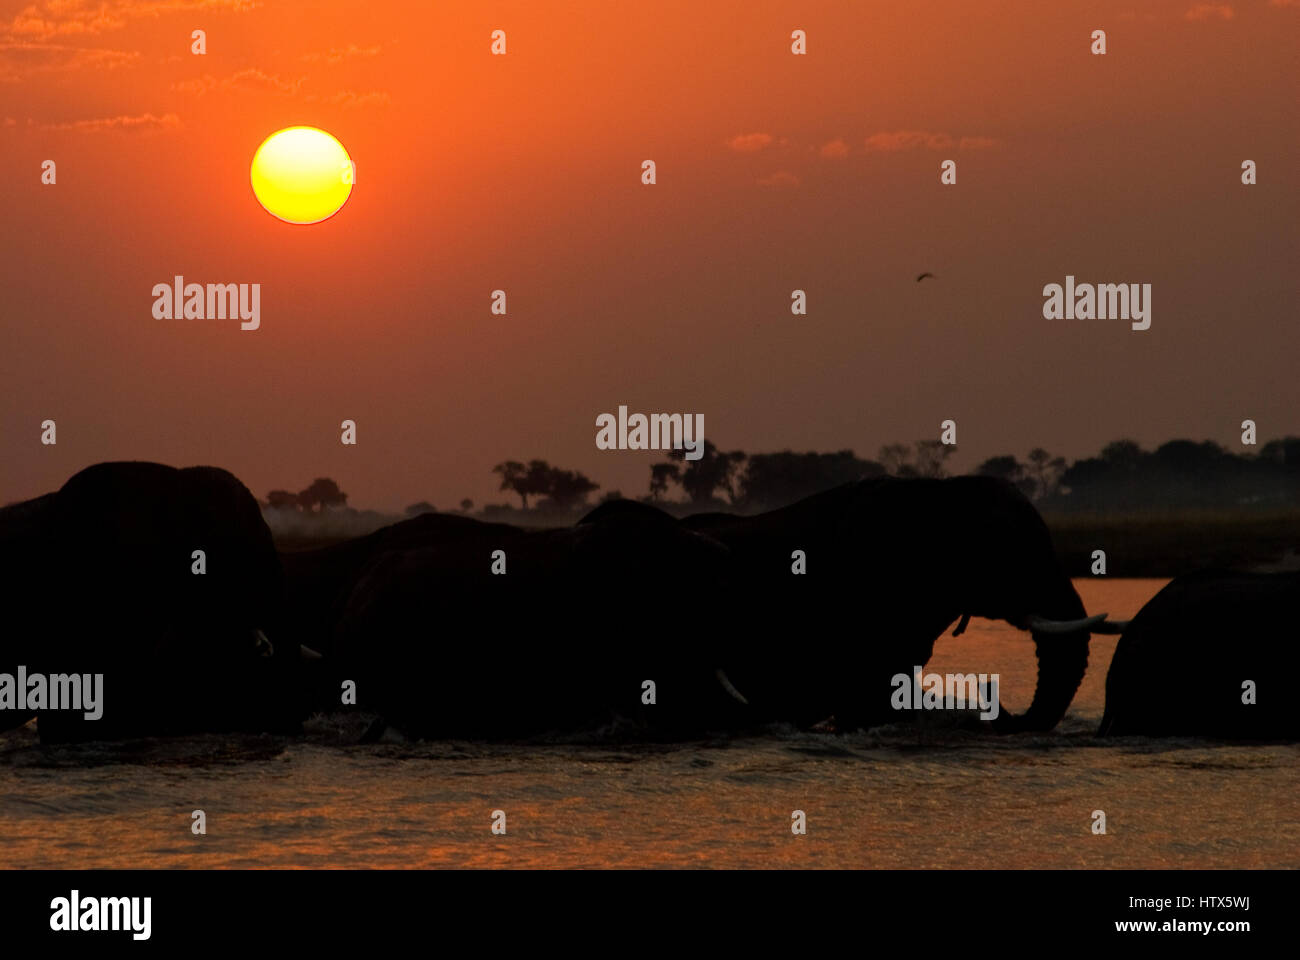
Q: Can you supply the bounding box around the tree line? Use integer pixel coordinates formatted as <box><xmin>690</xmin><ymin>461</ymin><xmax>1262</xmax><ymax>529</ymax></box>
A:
<box><xmin>263</xmin><ymin>435</ymin><xmax>1300</xmax><ymax>519</ymax></box>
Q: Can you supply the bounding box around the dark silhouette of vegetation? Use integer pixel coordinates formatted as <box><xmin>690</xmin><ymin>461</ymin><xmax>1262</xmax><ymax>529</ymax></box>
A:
<box><xmin>492</xmin><ymin>459</ymin><xmax>599</xmax><ymax>510</ymax></box>
<box><xmin>262</xmin><ymin>435</ymin><xmax>1300</xmax><ymax>572</ymax></box>
<box><xmin>492</xmin><ymin>460</ymin><xmax>534</xmax><ymax>509</ymax></box>
<box><xmin>655</xmin><ymin>441</ymin><xmax>746</xmax><ymax>505</ymax></box>
<box><xmin>1025</xmin><ymin>448</ymin><xmax>1069</xmax><ymax>500</ymax></box>
<box><xmin>976</xmin><ymin>448</ymin><xmax>1067</xmax><ymax>500</ymax></box>
<box><xmin>648</xmin><ymin>462</ymin><xmax>680</xmax><ymax>502</ymax></box>
<box><xmin>1052</xmin><ymin>437</ymin><xmax>1300</xmax><ymax>511</ymax></box>
<box><xmin>878</xmin><ymin>440</ymin><xmax>956</xmax><ymax>479</ymax></box>
<box><xmin>648</xmin><ymin>440</ymin><xmax>941</xmax><ymax>509</ymax></box>
<box><xmin>544</xmin><ymin>468</ymin><xmax>600</xmax><ymax>508</ymax></box>
<box><xmin>265</xmin><ymin>489</ymin><xmax>300</xmax><ymax>510</ymax></box>
<box><xmin>264</xmin><ymin>478</ymin><xmax>348</xmax><ymax>513</ymax></box>
<box><xmin>298</xmin><ymin>477</ymin><xmax>348</xmax><ymax>513</ymax></box>
<box><xmin>266</xmin><ymin>435</ymin><xmax>1300</xmax><ymax>529</ymax></box>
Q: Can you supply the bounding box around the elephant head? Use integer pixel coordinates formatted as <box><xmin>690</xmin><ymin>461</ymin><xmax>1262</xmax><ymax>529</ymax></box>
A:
<box><xmin>684</xmin><ymin>475</ymin><xmax>1107</xmax><ymax>733</ymax></box>
<box><xmin>9</xmin><ymin>461</ymin><xmax>302</xmax><ymax>740</ymax></box>
<box><xmin>935</xmin><ymin>476</ymin><xmax>1104</xmax><ymax>732</ymax></box>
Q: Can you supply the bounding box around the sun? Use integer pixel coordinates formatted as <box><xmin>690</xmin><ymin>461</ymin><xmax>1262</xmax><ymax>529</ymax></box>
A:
<box><xmin>250</xmin><ymin>127</ymin><xmax>354</xmax><ymax>225</ymax></box>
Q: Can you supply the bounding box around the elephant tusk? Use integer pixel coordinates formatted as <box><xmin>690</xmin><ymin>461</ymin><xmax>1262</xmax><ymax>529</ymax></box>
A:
<box><xmin>1025</xmin><ymin>612</ymin><xmax>1108</xmax><ymax>634</ymax></box>
<box><xmin>254</xmin><ymin>628</ymin><xmax>275</xmax><ymax>658</ymax></box>
<box><xmin>952</xmin><ymin>612</ymin><xmax>972</xmax><ymax>636</ymax></box>
<box><xmin>300</xmin><ymin>645</ymin><xmax>324</xmax><ymax>661</ymax></box>
<box><xmin>715</xmin><ymin>669</ymin><xmax>750</xmax><ymax>705</ymax></box>
<box><xmin>1090</xmin><ymin>619</ymin><xmax>1130</xmax><ymax>635</ymax></box>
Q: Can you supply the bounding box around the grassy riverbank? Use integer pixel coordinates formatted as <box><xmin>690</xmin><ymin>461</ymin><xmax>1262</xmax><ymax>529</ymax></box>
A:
<box><xmin>273</xmin><ymin>504</ymin><xmax>1300</xmax><ymax>579</ymax></box>
<box><xmin>1046</xmin><ymin>508</ymin><xmax>1300</xmax><ymax>577</ymax></box>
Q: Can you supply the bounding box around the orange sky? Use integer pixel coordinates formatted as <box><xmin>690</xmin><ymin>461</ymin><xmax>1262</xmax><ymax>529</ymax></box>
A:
<box><xmin>2</xmin><ymin>0</ymin><xmax>1297</xmax><ymax>511</ymax></box>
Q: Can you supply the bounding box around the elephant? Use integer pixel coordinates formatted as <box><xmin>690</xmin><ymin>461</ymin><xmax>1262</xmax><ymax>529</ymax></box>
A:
<box><xmin>0</xmin><ymin>461</ymin><xmax>305</xmax><ymax>742</ymax></box>
<box><xmin>299</xmin><ymin>477</ymin><xmax>1108</xmax><ymax>739</ymax></box>
<box><xmin>678</xmin><ymin>475</ymin><xmax>1112</xmax><ymax>733</ymax></box>
<box><xmin>1098</xmin><ymin>569</ymin><xmax>1300</xmax><ymax>739</ymax></box>
<box><xmin>295</xmin><ymin>501</ymin><xmax>746</xmax><ymax>739</ymax></box>
<box><xmin>275</xmin><ymin>512</ymin><xmax>528</xmax><ymax>662</ymax></box>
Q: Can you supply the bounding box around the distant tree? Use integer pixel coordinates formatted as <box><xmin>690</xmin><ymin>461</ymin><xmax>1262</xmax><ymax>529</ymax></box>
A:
<box><xmin>1060</xmin><ymin>437</ymin><xmax>1259</xmax><ymax>510</ymax></box>
<box><xmin>1151</xmin><ymin>439</ymin><xmax>1226</xmax><ymax>471</ymax></box>
<box><xmin>649</xmin><ymin>462</ymin><xmax>680</xmax><ymax>501</ymax></box>
<box><xmin>405</xmin><ymin>501</ymin><xmax>436</xmax><ymax>517</ymax></box>
<box><xmin>493</xmin><ymin>459</ymin><xmax>599</xmax><ymax>509</ymax></box>
<box><xmin>598</xmin><ymin>489</ymin><xmax>624</xmax><ymax>504</ymax></box>
<box><xmin>1025</xmin><ymin>448</ymin><xmax>1068</xmax><ymax>500</ymax></box>
<box><xmin>492</xmin><ymin>460</ymin><xmax>532</xmax><ymax>509</ymax></box>
<box><xmin>1059</xmin><ymin>457</ymin><xmax>1111</xmax><ymax>505</ymax></box>
<box><xmin>1100</xmin><ymin>439</ymin><xmax>1144</xmax><ymax>468</ymax></box>
<box><xmin>975</xmin><ymin>455</ymin><xmax>1023</xmax><ymax>483</ymax></box>
<box><xmin>912</xmin><ymin>440</ymin><xmax>955</xmax><ymax>478</ymax></box>
<box><xmin>975</xmin><ymin>454</ymin><xmax>1039</xmax><ymax>497</ymax></box>
<box><xmin>546</xmin><ymin>468</ymin><xmax>600</xmax><ymax>508</ymax></box>
<box><xmin>663</xmin><ymin>441</ymin><xmax>747</xmax><ymax>504</ymax></box>
<box><xmin>1253</xmin><ymin>437</ymin><xmax>1300</xmax><ymax>506</ymax></box>
<box><xmin>1259</xmin><ymin>437</ymin><xmax>1300</xmax><ymax>466</ymax></box>
<box><xmin>297</xmin><ymin>478</ymin><xmax>347</xmax><ymax>513</ymax></box>
<box><xmin>265</xmin><ymin>489</ymin><xmax>300</xmax><ymax>511</ymax></box>
<box><xmin>460</xmin><ymin>498</ymin><xmax>474</xmax><ymax>513</ymax></box>
<box><xmin>521</xmin><ymin>460</ymin><xmax>557</xmax><ymax>506</ymax></box>
<box><xmin>878</xmin><ymin>443</ymin><xmax>913</xmax><ymax>476</ymax></box>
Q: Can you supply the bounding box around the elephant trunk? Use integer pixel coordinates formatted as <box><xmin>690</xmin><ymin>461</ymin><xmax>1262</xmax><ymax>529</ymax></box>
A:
<box><xmin>994</xmin><ymin>631</ymin><xmax>1091</xmax><ymax>732</ymax></box>
<box><xmin>993</xmin><ymin>592</ymin><xmax>1094</xmax><ymax>733</ymax></box>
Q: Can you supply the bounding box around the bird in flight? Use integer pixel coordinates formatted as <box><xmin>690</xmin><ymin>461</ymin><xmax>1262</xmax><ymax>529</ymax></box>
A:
<box><xmin>915</xmin><ymin>272</ymin><xmax>935</xmax><ymax>282</ymax></box>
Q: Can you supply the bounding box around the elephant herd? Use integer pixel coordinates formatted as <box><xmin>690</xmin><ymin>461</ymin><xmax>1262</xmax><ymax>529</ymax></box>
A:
<box><xmin>1</xmin><ymin>461</ymin><xmax>1295</xmax><ymax>744</ymax></box>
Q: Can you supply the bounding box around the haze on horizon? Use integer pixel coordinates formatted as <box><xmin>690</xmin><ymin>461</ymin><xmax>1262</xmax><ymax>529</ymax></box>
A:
<box><xmin>2</xmin><ymin>0</ymin><xmax>1297</xmax><ymax>512</ymax></box>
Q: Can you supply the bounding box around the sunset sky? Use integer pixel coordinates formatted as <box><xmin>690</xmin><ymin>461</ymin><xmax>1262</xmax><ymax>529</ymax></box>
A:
<box><xmin>2</xmin><ymin>0</ymin><xmax>1296</xmax><ymax>511</ymax></box>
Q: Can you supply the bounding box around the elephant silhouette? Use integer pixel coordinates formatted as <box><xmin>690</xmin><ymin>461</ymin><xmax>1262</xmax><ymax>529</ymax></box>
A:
<box><xmin>0</xmin><ymin>461</ymin><xmax>305</xmax><ymax>742</ymax></box>
<box><xmin>1099</xmin><ymin>569</ymin><xmax>1299</xmax><ymax>739</ymax></box>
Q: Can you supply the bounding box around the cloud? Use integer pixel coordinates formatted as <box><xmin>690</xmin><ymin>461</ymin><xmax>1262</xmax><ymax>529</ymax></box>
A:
<box><xmin>0</xmin><ymin>41</ymin><xmax>139</xmax><ymax>77</ymax></box>
<box><xmin>173</xmin><ymin>68</ymin><xmax>304</xmax><ymax>95</ymax></box>
<box><xmin>1185</xmin><ymin>3</ymin><xmax>1234</xmax><ymax>19</ymax></box>
<box><xmin>171</xmin><ymin>69</ymin><xmax>386</xmax><ymax>108</ymax></box>
<box><xmin>863</xmin><ymin>130</ymin><xmax>954</xmax><ymax>152</ymax></box>
<box><xmin>756</xmin><ymin>171</ymin><xmax>799</xmax><ymax>188</ymax></box>
<box><xmin>862</xmin><ymin>130</ymin><xmax>998</xmax><ymax>152</ymax></box>
<box><xmin>819</xmin><ymin>138</ymin><xmax>849</xmax><ymax>159</ymax></box>
<box><xmin>305</xmin><ymin>89</ymin><xmax>390</xmax><ymax>109</ymax></box>
<box><xmin>301</xmin><ymin>44</ymin><xmax>381</xmax><ymax>64</ymax></box>
<box><xmin>4</xmin><ymin>0</ymin><xmax>261</xmax><ymax>40</ymax></box>
<box><xmin>42</xmin><ymin>111</ymin><xmax>180</xmax><ymax>132</ymax></box>
<box><xmin>727</xmin><ymin>132</ymin><xmax>773</xmax><ymax>153</ymax></box>
<box><xmin>1269</xmin><ymin>0</ymin><xmax>1297</xmax><ymax>7</ymax></box>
